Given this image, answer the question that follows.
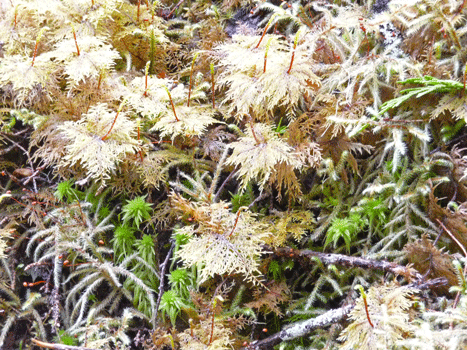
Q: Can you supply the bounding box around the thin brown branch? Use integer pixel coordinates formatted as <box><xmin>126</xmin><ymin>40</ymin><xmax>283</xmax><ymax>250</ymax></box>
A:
<box><xmin>405</xmin><ymin>277</ymin><xmax>448</xmax><ymax>290</ymax></box>
<box><xmin>166</xmin><ymin>0</ymin><xmax>184</xmax><ymax>19</ymax></box>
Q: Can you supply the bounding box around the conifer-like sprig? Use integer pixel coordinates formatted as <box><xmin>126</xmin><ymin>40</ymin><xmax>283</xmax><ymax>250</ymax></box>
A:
<box><xmin>0</xmin><ymin>289</ymin><xmax>47</xmax><ymax>348</ymax></box>
<box><xmin>363</xmin><ymin>158</ymin><xmax>445</xmax><ymax>260</ymax></box>
<box><xmin>69</xmin><ymin>308</ymin><xmax>147</xmax><ymax>350</ymax></box>
<box><xmin>64</xmin><ymin>246</ymin><xmax>156</xmax><ymax>331</ymax></box>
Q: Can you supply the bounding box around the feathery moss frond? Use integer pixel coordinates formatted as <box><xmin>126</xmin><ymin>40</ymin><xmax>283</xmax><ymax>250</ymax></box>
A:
<box><xmin>226</xmin><ymin>123</ymin><xmax>303</xmax><ymax>192</ymax></box>
<box><xmin>58</xmin><ymin>103</ymin><xmax>139</xmax><ymax>184</ymax></box>
<box><xmin>172</xmin><ymin>193</ymin><xmax>271</xmax><ymax>284</ymax></box>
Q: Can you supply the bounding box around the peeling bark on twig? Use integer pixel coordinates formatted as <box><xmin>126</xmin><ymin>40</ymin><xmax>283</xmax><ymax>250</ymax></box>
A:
<box><xmin>405</xmin><ymin>276</ymin><xmax>448</xmax><ymax>290</ymax></box>
<box><xmin>31</xmin><ymin>338</ymin><xmax>99</xmax><ymax>350</ymax></box>
<box><xmin>243</xmin><ymin>304</ymin><xmax>354</xmax><ymax>350</ymax></box>
<box><xmin>242</xmin><ymin>277</ymin><xmax>446</xmax><ymax>350</ymax></box>
<box><xmin>275</xmin><ymin>247</ymin><xmax>424</xmax><ymax>281</ymax></box>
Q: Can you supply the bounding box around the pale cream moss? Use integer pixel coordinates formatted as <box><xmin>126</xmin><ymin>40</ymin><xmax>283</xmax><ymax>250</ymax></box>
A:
<box><xmin>0</xmin><ymin>54</ymin><xmax>55</xmax><ymax>107</ymax></box>
<box><xmin>152</xmin><ymin>105</ymin><xmax>220</xmax><ymax>141</ymax></box>
<box><xmin>172</xmin><ymin>194</ymin><xmax>271</xmax><ymax>284</ymax></box>
<box><xmin>0</xmin><ymin>0</ymin><xmax>67</xmax><ymax>55</ymax></box>
<box><xmin>215</xmin><ymin>33</ymin><xmax>320</xmax><ymax>119</ymax></box>
<box><xmin>339</xmin><ymin>284</ymin><xmax>417</xmax><ymax>350</ymax></box>
<box><xmin>48</xmin><ymin>35</ymin><xmax>120</xmax><ymax>90</ymax></box>
<box><xmin>58</xmin><ymin>103</ymin><xmax>139</xmax><ymax>183</ymax></box>
<box><xmin>62</xmin><ymin>0</ymin><xmax>124</xmax><ymax>31</ymax></box>
<box><xmin>226</xmin><ymin>123</ymin><xmax>303</xmax><ymax>192</ymax></box>
<box><xmin>178</xmin><ymin>318</ymin><xmax>233</xmax><ymax>350</ymax></box>
<box><xmin>114</xmin><ymin>76</ymin><xmax>172</xmax><ymax>119</ymax></box>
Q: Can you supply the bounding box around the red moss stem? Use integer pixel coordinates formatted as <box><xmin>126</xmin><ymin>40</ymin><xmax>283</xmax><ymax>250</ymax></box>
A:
<box><xmin>72</xmin><ymin>27</ymin><xmax>80</xmax><ymax>56</ymax></box>
<box><xmin>97</xmin><ymin>72</ymin><xmax>103</xmax><ymax>91</ymax></box>
<box><xmin>167</xmin><ymin>0</ymin><xmax>184</xmax><ymax>19</ymax></box>
<box><xmin>144</xmin><ymin>74</ymin><xmax>148</xmax><ymax>97</ymax></box>
<box><xmin>228</xmin><ymin>208</ymin><xmax>244</xmax><ymax>237</ymax></box>
<box><xmin>102</xmin><ymin>110</ymin><xmax>120</xmax><ymax>141</ymax></box>
<box><xmin>165</xmin><ymin>88</ymin><xmax>179</xmax><ymax>121</ymax></box>
<box><xmin>255</xmin><ymin>14</ymin><xmax>277</xmax><ymax>49</ymax></box>
<box><xmin>13</xmin><ymin>6</ymin><xmax>18</xmax><ymax>29</ymax></box>
<box><xmin>137</xmin><ymin>0</ymin><xmax>141</xmax><ymax>22</ymax></box>
<box><xmin>31</xmin><ymin>40</ymin><xmax>39</xmax><ymax>67</ymax></box>
<box><xmin>31</xmin><ymin>28</ymin><xmax>47</xmax><ymax>67</ymax></box>
<box><xmin>287</xmin><ymin>42</ymin><xmax>297</xmax><ymax>74</ymax></box>
<box><xmin>249</xmin><ymin>119</ymin><xmax>260</xmax><ymax>144</ymax></box>
<box><xmin>27</xmin><ymin>281</ymin><xmax>46</xmax><ymax>287</ymax></box>
<box><xmin>208</xmin><ymin>299</ymin><xmax>218</xmax><ymax>345</ymax></box>
<box><xmin>363</xmin><ymin>294</ymin><xmax>374</xmax><ymax>328</ymax></box>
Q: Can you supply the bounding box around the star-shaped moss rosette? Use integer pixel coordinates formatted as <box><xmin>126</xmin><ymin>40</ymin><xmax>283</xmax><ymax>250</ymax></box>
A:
<box><xmin>151</xmin><ymin>104</ymin><xmax>221</xmax><ymax>141</ymax></box>
<box><xmin>226</xmin><ymin>123</ymin><xmax>303</xmax><ymax>192</ymax></box>
<box><xmin>214</xmin><ymin>30</ymin><xmax>320</xmax><ymax>120</ymax></box>
<box><xmin>58</xmin><ymin>103</ymin><xmax>139</xmax><ymax>183</ymax></box>
<box><xmin>171</xmin><ymin>193</ymin><xmax>271</xmax><ymax>285</ymax></box>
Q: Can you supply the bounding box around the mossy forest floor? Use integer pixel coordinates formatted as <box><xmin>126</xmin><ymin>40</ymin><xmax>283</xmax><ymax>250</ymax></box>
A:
<box><xmin>2</xmin><ymin>0</ymin><xmax>467</xmax><ymax>349</ymax></box>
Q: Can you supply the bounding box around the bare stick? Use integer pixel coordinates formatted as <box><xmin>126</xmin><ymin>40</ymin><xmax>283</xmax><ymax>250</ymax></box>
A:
<box><xmin>214</xmin><ymin>167</ymin><xmax>238</xmax><ymax>203</ymax></box>
<box><xmin>243</xmin><ymin>304</ymin><xmax>354</xmax><ymax>349</ymax></box>
<box><xmin>31</xmin><ymin>338</ymin><xmax>99</xmax><ymax>350</ymax></box>
<box><xmin>275</xmin><ymin>248</ymin><xmax>423</xmax><ymax>281</ymax></box>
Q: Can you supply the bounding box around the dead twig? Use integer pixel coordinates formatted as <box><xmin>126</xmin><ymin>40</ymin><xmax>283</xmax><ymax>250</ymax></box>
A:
<box><xmin>276</xmin><ymin>248</ymin><xmax>423</xmax><ymax>282</ymax></box>
<box><xmin>242</xmin><ymin>276</ymin><xmax>446</xmax><ymax>349</ymax></box>
<box><xmin>31</xmin><ymin>338</ymin><xmax>99</xmax><ymax>350</ymax></box>
<box><xmin>243</xmin><ymin>304</ymin><xmax>354</xmax><ymax>350</ymax></box>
